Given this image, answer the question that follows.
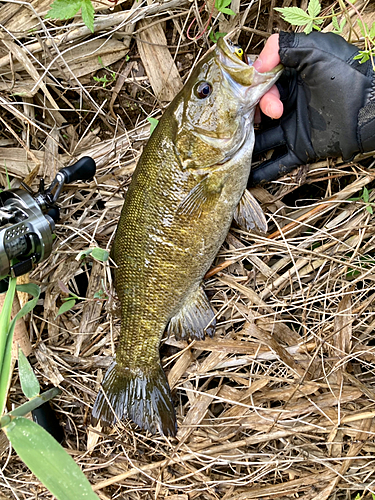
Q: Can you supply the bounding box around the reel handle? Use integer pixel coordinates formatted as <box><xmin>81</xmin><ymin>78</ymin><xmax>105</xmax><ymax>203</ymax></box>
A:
<box><xmin>59</xmin><ymin>156</ymin><xmax>96</xmax><ymax>184</ymax></box>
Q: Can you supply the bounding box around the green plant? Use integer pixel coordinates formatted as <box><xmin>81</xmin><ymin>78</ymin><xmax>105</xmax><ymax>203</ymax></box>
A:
<box><xmin>354</xmin><ymin>20</ymin><xmax>375</xmax><ymax>64</ymax></box>
<box><xmin>57</xmin><ymin>247</ymin><xmax>109</xmax><ymax>315</ymax></box>
<box><xmin>215</xmin><ymin>0</ymin><xmax>235</xmax><ymax>16</ymax></box>
<box><xmin>93</xmin><ymin>56</ymin><xmax>116</xmax><ymax>88</ymax></box>
<box><xmin>0</xmin><ymin>280</ymin><xmax>99</xmax><ymax>499</ymax></box>
<box><xmin>45</xmin><ymin>0</ymin><xmax>95</xmax><ymax>33</ymax></box>
<box><xmin>274</xmin><ymin>0</ymin><xmax>375</xmax><ymax>67</ymax></box>
<box><xmin>76</xmin><ymin>246</ymin><xmax>110</xmax><ymax>262</ymax></box>
<box><xmin>209</xmin><ymin>29</ymin><xmax>227</xmax><ymax>43</ymax></box>
<box><xmin>274</xmin><ymin>0</ymin><xmax>325</xmax><ymax>34</ymax></box>
<box><xmin>147</xmin><ymin>117</ymin><xmax>159</xmax><ymax>135</ymax></box>
<box><xmin>346</xmin><ymin>254</ymin><xmax>375</xmax><ymax>279</ymax></box>
<box><xmin>349</xmin><ymin>186</ymin><xmax>374</xmax><ymax>214</ymax></box>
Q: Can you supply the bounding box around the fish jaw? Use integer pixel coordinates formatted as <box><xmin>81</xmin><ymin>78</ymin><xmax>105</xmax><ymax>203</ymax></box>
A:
<box><xmin>216</xmin><ymin>36</ymin><xmax>283</xmax><ymax>107</ymax></box>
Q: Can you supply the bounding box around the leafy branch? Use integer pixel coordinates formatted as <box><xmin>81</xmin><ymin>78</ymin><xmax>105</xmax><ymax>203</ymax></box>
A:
<box><xmin>215</xmin><ymin>0</ymin><xmax>235</xmax><ymax>16</ymax></box>
<box><xmin>275</xmin><ymin>0</ymin><xmax>375</xmax><ymax>68</ymax></box>
<box><xmin>275</xmin><ymin>0</ymin><xmax>325</xmax><ymax>34</ymax></box>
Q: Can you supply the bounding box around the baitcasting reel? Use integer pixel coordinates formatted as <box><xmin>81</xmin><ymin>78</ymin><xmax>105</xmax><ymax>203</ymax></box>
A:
<box><xmin>0</xmin><ymin>156</ymin><xmax>96</xmax><ymax>290</ymax></box>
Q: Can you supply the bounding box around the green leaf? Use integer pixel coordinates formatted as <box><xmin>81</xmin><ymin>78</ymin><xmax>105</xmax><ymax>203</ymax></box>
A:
<box><xmin>57</xmin><ymin>299</ymin><xmax>76</xmax><ymax>317</ymax></box>
<box><xmin>357</xmin><ymin>20</ymin><xmax>366</xmax><ymax>37</ymax></box>
<box><xmin>97</xmin><ymin>55</ymin><xmax>104</xmax><ymax>67</ymax></box>
<box><xmin>354</xmin><ymin>51</ymin><xmax>370</xmax><ymax>64</ymax></box>
<box><xmin>0</xmin><ymin>278</ymin><xmax>16</xmax><ymax>374</ymax></box>
<box><xmin>0</xmin><ymin>278</ymin><xmax>16</xmax><ymax>416</ymax></box>
<box><xmin>90</xmin><ymin>247</ymin><xmax>109</xmax><ymax>262</ymax></box>
<box><xmin>147</xmin><ymin>117</ymin><xmax>159</xmax><ymax>135</ymax></box>
<box><xmin>76</xmin><ymin>248</ymin><xmax>93</xmax><ymax>260</ymax></box>
<box><xmin>331</xmin><ymin>14</ymin><xmax>346</xmax><ymax>34</ymax></box>
<box><xmin>220</xmin><ymin>7</ymin><xmax>235</xmax><ymax>15</ymax></box>
<box><xmin>4</xmin><ymin>162</ymin><xmax>10</xmax><ymax>189</ymax></box>
<box><xmin>366</xmin><ymin>204</ymin><xmax>373</xmax><ymax>214</ymax></box>
<box><xmin>274</xmin><ymin>7</ymin><xmax>312</xmax><ymax>26</ymax></box>
<box><xmin>308</xmin><ymin>0</ymin><xmax>321</xmax><ymax>18</ymax></box>
<box><xmin>332</xmin><ymin>13</ymin><xmax>339</xmax><ymax>31</ymax></box>
<box><xmin>93</xmin><ymin>290</ymin><xmax>105</xmax><ymax>299</ymax></box>
<box><xmin>363</xmin><ymin>187</ymin><xmax>370</xmax><ymax>203</ymax></box>
<box><xmin>45</xmin><ymin>0</ymin><xmax>82</xmax><ymax>20</ymax></box>
<box><xmin>3</xmin><ymin>417</ymin><xmax>99</xmax><ymax>500</ymax></box>
<box><xmin>18</xmin><ymin>349</ymin><xmax>40</xmax><ymax>400</ymax></box>
<box><xmin>370</xmin><ymin>21</ymin><xmax>375</xmax><ymax>39</ymax></box>
<box><xmin>81</xmin><ymin>0</ymin><xmax>95</xmax><ymax>33</ymax></box>
<box><xmin>0</xmin><ymin>281</ymin><xmax>40</xmax><ymax>416</ymax></box>
<box><xmin>0</xmin><ymin>388</ymin><xmax>61</xmax><ymax>427</ymax></box>
<box><xmin>15</xmin><ymin>284</ymin><xmax>40</xmax><ymax>318</ymax></box>
<box><xmin>209</xmin><ymin>30</ymin><xmax>226</xmax><ymax>43</ymax></box>
<box><xmin>304</xmin><ymin>21</ymin><xmax>314</xmax><ymax>34</ymax></box>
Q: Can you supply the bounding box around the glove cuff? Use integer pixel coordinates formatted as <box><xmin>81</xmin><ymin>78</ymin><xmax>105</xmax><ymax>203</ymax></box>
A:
<box><xmin>358</xmin><ymin>73</ymin><xmax>375</xmax><ymax>154</ymax></box>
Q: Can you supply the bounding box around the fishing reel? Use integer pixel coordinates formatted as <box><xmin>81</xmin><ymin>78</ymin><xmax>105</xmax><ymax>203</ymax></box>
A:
<box><xmin>0</xmin><ymin>156</ymin><xmax>96</xmax><ymax>291</ymax></box>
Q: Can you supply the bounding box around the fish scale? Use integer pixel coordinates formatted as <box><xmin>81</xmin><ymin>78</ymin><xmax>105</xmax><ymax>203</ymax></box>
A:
<box><xmin>92</xmin><ymin>38</ymin><xmax>283</xmax><ymax>436</ymax></box>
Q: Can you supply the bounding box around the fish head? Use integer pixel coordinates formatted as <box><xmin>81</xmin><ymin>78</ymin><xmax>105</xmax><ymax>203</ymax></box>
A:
<box><xmin>173</xmin><ymin>38</ymin><xmax>283</xmax><ymax>169</ymax></box>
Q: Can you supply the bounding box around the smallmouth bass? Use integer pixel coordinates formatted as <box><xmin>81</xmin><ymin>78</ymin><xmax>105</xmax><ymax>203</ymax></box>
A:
<box><xmin>92</xmin><ymin>38</ymin><xmax>283</xmax><ymax>436</ymax></box>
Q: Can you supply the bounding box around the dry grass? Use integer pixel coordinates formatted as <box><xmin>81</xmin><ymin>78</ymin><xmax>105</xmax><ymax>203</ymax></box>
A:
<box><xmin>1</xmin><ymin>0</ymin><xmax>375</xmax><ymax>499</ymax></box>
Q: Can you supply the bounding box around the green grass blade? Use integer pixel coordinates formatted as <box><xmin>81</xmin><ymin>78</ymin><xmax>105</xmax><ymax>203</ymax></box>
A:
<box><xmin>0</xmin><ymin>278</ymin><xmax>16</xmax><ymax>416</ymax></box>
<box><xmin>3</xmin><ymin>416</ymin><xmax>99</xmax><ymax>500</ymax></box>
<box><xmin>0</xmin><ymin>388</ymin><xmax>61</xmax><ymax>428</ymax></box>
<box><xmin>0</xmin><ymin>282</ymin><xmax>40</xmax><ymax>415</ymax></box>
<box><xmin>0</xmin><ymin>278</ymin><xmax>16</xmax><ymax>371</ymax></box>
<box><xmin>18</xmin><ymin>348</ymin><xmax>40</xmax><ymax>399</ymax></box>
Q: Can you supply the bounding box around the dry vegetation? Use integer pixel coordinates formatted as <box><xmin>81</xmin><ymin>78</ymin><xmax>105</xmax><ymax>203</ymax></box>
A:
<box><xmin>1</xmin><ymin>0</ymin><xmax>375</xmax><ymax>499</ymax></box>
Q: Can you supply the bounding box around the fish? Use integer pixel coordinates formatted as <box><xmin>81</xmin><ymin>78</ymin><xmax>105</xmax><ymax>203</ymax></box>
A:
<box><xmin>92</xmin><ymin>38</ymin><xmax>283</xmax><ymax>436</ymax></box>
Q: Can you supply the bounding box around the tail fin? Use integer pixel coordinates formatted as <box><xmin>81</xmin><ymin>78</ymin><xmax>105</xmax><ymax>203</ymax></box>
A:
<box><xmin>91</xmin><ymin>361</ymin><xmax>177</xmax><ymax>436</ymax></box>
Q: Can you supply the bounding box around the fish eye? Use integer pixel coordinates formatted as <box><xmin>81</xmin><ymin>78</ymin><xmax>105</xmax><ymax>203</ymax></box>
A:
<box><xmin>195</xmin><ymin>81</ymin><xmax>212</xmax><ymax>99</ymax></box>
<box><xmin>235</xmin><ymin>47</ymin><xmax>244</xmax><ymax>60</ymax></box>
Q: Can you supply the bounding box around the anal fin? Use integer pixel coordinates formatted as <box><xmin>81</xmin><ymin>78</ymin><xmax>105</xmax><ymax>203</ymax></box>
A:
<box><xmin>167</xmin><ymin>286</ymin><xmax>216</xmax><ymax>341</ymax></box>
<box><xmin>234</xmin><ymin>189</ymin><xmax>268</xmax><ymax>233</ymax></box>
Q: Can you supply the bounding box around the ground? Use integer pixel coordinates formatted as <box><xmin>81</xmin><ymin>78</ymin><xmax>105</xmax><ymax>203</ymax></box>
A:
<box><xmin>1</xmin><ymin>1</ymin><xmax>375</xmax><ymax>499</ymax></box>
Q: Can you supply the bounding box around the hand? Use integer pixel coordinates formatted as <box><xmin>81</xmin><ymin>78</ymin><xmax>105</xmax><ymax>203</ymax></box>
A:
<box><xmin>249</xmin><ymin>31</ymin><xmax>375</xmax><ymax>185</ymax></box>
<box><xmin>254</xmin><ymin>34</ymin><xmax>283</xmax><ymax>121</ymax></box>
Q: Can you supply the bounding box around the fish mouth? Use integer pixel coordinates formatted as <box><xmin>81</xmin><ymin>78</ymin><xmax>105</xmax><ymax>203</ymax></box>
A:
<box><xmin>216</xmin><ymin>37</ymin><xmax>283</xmax><ymax>87</ymax></box>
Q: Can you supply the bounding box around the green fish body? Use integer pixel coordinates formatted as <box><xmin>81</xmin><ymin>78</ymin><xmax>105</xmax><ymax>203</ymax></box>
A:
<box><xmin>92</xmin><ymin>39</ymin><xmax>283</xmax><ymax>436</ymax></box>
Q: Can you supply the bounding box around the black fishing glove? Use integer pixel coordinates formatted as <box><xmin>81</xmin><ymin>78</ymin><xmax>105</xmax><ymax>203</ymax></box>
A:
<box><xmin>250</xmin><ymin>31</ymin><xmax>375</xmax><ymax>185</ymax></box>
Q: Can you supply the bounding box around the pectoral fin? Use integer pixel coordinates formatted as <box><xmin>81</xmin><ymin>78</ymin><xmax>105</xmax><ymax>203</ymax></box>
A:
<box><xmin>177</xmin><ymin>175</ymin><xmax>223</xmax><ymax>217</ymax></box>
<box><xmin>167</xmin><ymin>286</ymin><xmax>216</xmax><ymax>341</ymax></box>
<box><xmin>234</xmin><ymin>189</ymin><xmax>268</xmax><ymax>233</ymax></box>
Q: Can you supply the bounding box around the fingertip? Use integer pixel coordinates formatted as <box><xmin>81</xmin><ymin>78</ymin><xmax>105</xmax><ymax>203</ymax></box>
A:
<box><xmin>254</xmin><ymin>33</ymin><xmax>280</xmax><ymax>73</ymax></box>
<box><xmin>259</xmin><ymin>92</ymin><xmax>283</xmax><ymax>119</ymax></box>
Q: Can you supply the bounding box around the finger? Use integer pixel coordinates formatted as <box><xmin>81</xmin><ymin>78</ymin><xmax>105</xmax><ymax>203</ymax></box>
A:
<box><xmin>259</xmin><ymin>85</ymin><xmax>283</xmax><ymax>119</ymax></box>
<box><xmin>253</xmin><ymin>34</ymin><xmax>280</xmax><ymax>72</ymax></box>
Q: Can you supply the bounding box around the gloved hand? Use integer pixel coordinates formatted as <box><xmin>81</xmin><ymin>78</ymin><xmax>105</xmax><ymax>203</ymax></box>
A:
<box><xmin>249</xmin><ymin>31</ymin><xmax>375</xmax><ymax>185</ymax></box>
